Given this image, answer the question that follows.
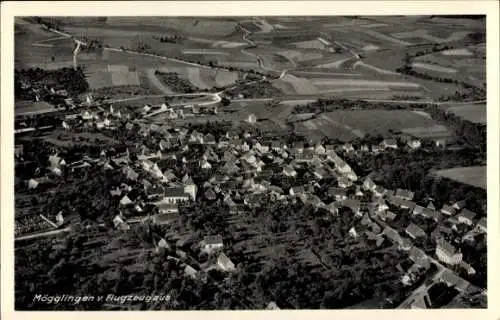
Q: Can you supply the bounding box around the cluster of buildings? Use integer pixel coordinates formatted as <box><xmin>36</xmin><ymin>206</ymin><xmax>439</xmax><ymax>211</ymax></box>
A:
<box><xmin>15</xmin><ymin>96</ymin><xmax>486</xmax><ymax>308</ymax></box>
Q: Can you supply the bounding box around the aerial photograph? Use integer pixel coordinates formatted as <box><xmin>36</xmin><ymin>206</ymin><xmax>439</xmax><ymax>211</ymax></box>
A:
<box><xmin>14</xmin><ymin>15</ymin><xmax>487</xmax><ymax>310</ymax></box>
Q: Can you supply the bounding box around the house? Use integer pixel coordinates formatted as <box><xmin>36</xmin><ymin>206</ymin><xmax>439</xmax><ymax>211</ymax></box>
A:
<box><xmin>313</xmin><ymin>167</ymin><xmax>329</xmax><ymax>180</ymax></box>
<box><xmin>308</xmin><ymin>195</ymin><xmax>325</xmax><ymax>208</ymax></box>
<box><xmin>328</xmin><ymin>187</ymin><xmax>347</xmax><ymax>201</ymax></box>
<box><xmin>412</xmin><ymin>205</ymin><xmax>425</xmax><ymax>216</ymax></box>
<box><xmin>325</xmin><ymin>202</ymin><xmax>340</xmax><ymax>215</ymax></box>
<box><xmin>405</xmin><ymin>223</ymin><xmax>427</xmax><ymax>239</ymax></box>
<box><xmin>295</xmin><ymin>150</ymin><xmax>314</xmax><ymax>163</ymax></box>
<box><xmin>452</xmin><ymin>200</ymin><xmax>467</xmax><ymax>210</ymax></box>
<box><xmin>395</xmin><ymin>188</ymin><xmax>414</xmax><ymax>201</ymax></box>
<box><xmin>124</xmin><ymin>166</ymin><xmax>139</xmax><ymax>181</ymax></box>
<box><xmin>348</xmin><ymin>227</ymin><xmax>358</xmax><ymax>238</ymax></box>
<box><xmin>365</xmin><ymin>231</ymin><xmax>384</xmax><ymax>247</ymax></box>
<box><xmin>458</xmin><ymin>261</ymin><xmax>476</xmax><ymax>275</ymax></box>
<box><xmin>156</xmin><ymin>202</ymin><xmax>179</xmax><ymax>214</ymax></box>
<box><xmin>314</xmin><ymin>143</ymin><xmax>326</xmax><ymax>155</ymax></box>
<box><xmin>373</xmin><ymin>186</ymin><xmax>386</xmax><ymax>197</ymax></box>
<box><xmin>253</xmin><ymin>142</ymin><xmax>269</xmax><ymax>154</ymax></box>
<box><xmin>113</xmin><ymin>215</ymin><xmax>125</xmax><ymax>228</ymax></box>
<box><xmin>476</xmin><ymin>217</ymin><xmax>486</xmax><ymax>233</ymax></box>
<box><xmin>201</xmin><ymin>235</ymin><xmax>224</xmax><ymax>254</ymax></box>
<box><xmin>421</xmin><ymin>208</ymin><xmax>441</xmax><ymax>222</ymax></box>
<box><xmin>157</xmin><ymin>238</ymin><xmax>169</xmax><ymax>250</ymax></box>
<box><xmin>427</xmin><ymin>201</ymin><xmax>436</xmax><ymax>210</ymax></box>
<box><xmin>383</xmin><ymin>226</ymin><xmax>403</xmax><ymax>245</ymax></box>
<box><xmin>200</xmin><ymin>159</ymin><xmax>212</xmax><ymax>170</ymax></box>
<box><xmin>457</xmin><ymin>209</ymin><xmax>476</xmax><ymax>226</ymax></box>
<box><xmin>120</xmin><ymin>195</ymin><xmax>133</xmax><ymax>206</ymax></box>
<box><xmin>184</xmin><ymin>265</ymin><xmax>198</xmax><ymax>279</ymax></box>
<box><xmin>409</xmin><ymin>247</ymin><xmax>430</xmax><ymax>268</ymax></box>
<box><xmin>217</xmin><ymin>253</ymin><xmax>236</xmax><ymax>272</ymax></box>
<box><xmin>337</xmin><ymin>176</ymin><xmax>352</xmax><ymax>188</ymax></box>
<box><xmin>15</xmin><ymin>145</ymin><xmax>24</xmax><ymax>158</ymax></box>
<box><xmin>205</xmin><ymin>133</ymin><xmax>216</xmax><ymax>145</ymax></box>
<box><xmin>204</xmin><ymin>188</ymin><xmax>217</xmax><ymax>201</ymax></box>
<box><xmin>363</xmin><ymin>177</ymin><xmax>377</xmax><ymax>191</ymax></box>
<box><xmin>407</xmin><ymin>139</ymin><xmax>421</xmax><ymax>149</ymax></box>
<box><xmin>440</xmin><ymin>205</ymin><xmax>457</xmax><ymax>216</ymax></box>
<box><xmin>371</xmin><ymin>145</ymin><xmax>383</xmax><ymax>154</ymax></box>
<box><xmin>436</xmin><ymin>239</ymin><xmax>462</xmax><ymax>265</ymax></box>
<box><xmin>162</xmin><ymin>187</ymin><xmax>191</xmax><ymax>204</ymax></box>
<box><xmin>289</xmin><ymin>186</ymin><xmax>306</xmax><ymax>197</ymax></box>
<box><xmin>292</xmin><ymin>142</ymin><xmax>305</xmax><ymax>153</ymax></box>
<box><xmin>266</xmin><ymin>302</ymin><xmax>280</xmax><ymax>310</ymax></box>
<box><xmin>360</xmin><ymin>145</ymin><xmax>369</xmax><ymax>152</ymax></box>
<box><xmin>283</xmin><ymin>165</ymin><xmax>297</xmax><ymax>177</ymax></box>
<box><xmin>376</xmin><ymin>198</ymin><xmax>389</xmax><ymax>212</ymax></box>
<box><xmin>342</xmin><ymin>143</ymin><xmax>355</xmax><ymax>153</ymax></box>
<box><xmin>246</xmin><ymin>113</ymin><xmax>257</xmax><ymax>124</ymax></box>
<box><xmin>381</xmin><ymin>139</ymin><xmax>398</xmax><ymax>149</ymax></box>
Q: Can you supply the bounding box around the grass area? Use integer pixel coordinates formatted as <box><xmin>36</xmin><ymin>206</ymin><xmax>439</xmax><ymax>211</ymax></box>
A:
<box><xmin>445</xmin><ymin>104</ymin><xmax>486</xmax><ymax>124</ymax></box>
<box><xmin>433</xmin><ymin>166</ymin><xmax>486</xmax><ymax>190</ymax></box>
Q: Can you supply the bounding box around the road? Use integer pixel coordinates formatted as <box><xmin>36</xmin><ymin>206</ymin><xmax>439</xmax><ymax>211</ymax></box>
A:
<box><xmin>15</xmin><ymin>227</ymin><xmax>72</xmax><ymax>242</ymax></box>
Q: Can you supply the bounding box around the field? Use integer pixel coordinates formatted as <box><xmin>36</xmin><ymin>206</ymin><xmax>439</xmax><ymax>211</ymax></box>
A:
<box><xmin>445</xmin><ymin>104</ymin><xmax>486</xmax><ymax>124</ymax></box>
<box><xmin>15</xmin><ymin>101</ymin><xmax>57</xmax><ymax>116</ymax></box>
<box><xmin>15</xmin><ymin>21</ymin><xmax>75</xmax><ymax>69</ymax></box>
<box><xmin>17</xmin><ymin>16</ymin><xmax>485</xmax><ymax>104</ymax></box>
<box><xmin>433</xmin><ymin>166</ymin><xmax>486</xmax><ymax>189</ymax></box>
<box><xmin>293</xmin><ymin>109</ymin><xmax>451</xmax><ymax>142</ymax></box>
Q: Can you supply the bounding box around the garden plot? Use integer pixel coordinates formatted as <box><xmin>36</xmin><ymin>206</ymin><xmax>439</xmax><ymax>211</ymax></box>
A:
<box><xmin>433</xmin><ymin>166</ymin><xmax>486</xmax><ymax>190</ymax></box>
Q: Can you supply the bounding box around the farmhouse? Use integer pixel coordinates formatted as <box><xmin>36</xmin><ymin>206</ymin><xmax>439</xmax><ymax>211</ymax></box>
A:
<box><xmin>457</xmin><ymin>209</ymin><xmax>476</xmax><ymax>226</ymax></box>
<box><xmin>162</xmin><ymin>187</ymin><xmax>191</xmax><ymax>204</ymax></box>
<box><xmin>395</xmin><ymin>188</ymin><xmax>414</xmax><ymax>201</ymax></box>
<box><xmin>408</xmin><ymin>140</ymin><xmax>423</xmax><ymax>152</ymax></box>
<box><xmin>476</xmin><ymin>217</ymin><xmax>486</xmax><ymax>233</ymax></box>
<box><xmin>217</xmin><ymin>253</ymin><xmax>236</xmax><ymax>272</ymax></box>
<box><xmin>452</xmin><ymin>200</ymin><xmax>467</xmax><ymax>210</ymax></box>
<box><xmin>436</xmin><ymin>239</ymin><xmax>462</xmax><ymax>265</ymax></box>
<box><xmin>363</xmin><ymin>177</ymin><xmax>377</xmax><ymax>191</ymax></box>
<box><xmin>381</xmin><ymin>139</ymin><xmax>398</xmax><ymax>149</ymax></box>
<box><xmin>440</xmin><ymin>205</ymin><xmax>457</xmax><ymax>216</ymax></box>
<box><xmin>201</xmin><ymin>235</ymin><xmax>224</xmax><ymax>254</ymax></box>
<box><xmin>405</xmin><ymin>223</ymin><xmax>427</xmax><ymax>239</ymax></box>
<box><xmin>283</xmin><ymin>165</ymin><xmax>297</xmax><ymax>177</ymax></box>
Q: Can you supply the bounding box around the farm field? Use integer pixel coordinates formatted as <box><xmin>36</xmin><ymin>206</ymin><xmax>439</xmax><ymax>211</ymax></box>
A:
<box><xmin>433</xmin><ymin>166</ymin><xmax>486</xmax><ymax>190</ymax></box>
<box><xmin>293</xmin><ymin>109</ymin><xmax>451</xmax><ymax>142</ymax></box>
<box><xmin>15</xmin><ymin>101</ymin><xmax>57</xmax><ymax>116</ymax></box>
<box><xmin>445</xmin><ymin>104</ymin><xmax>486</xmax><ymax>124</ymax></box>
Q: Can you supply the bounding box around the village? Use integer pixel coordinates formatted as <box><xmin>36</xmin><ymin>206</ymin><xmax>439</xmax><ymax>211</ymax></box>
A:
<box><xmin>14</xmin><ymin>90</ymin><xmax>487</xmax><ymax>309</ymax></box>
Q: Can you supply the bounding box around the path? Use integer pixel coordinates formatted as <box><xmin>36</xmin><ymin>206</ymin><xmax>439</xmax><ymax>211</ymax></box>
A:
<box><xmin>15</xmin><ymin>227</ymin><xmax>72</xmax><ymax>242</ymax></box>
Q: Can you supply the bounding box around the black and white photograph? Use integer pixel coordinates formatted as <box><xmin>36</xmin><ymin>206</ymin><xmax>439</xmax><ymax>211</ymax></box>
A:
<box><xmin>5</xmin><ymin>4</ymin><xmax>496</xmax><ymax>314</ymax></box>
